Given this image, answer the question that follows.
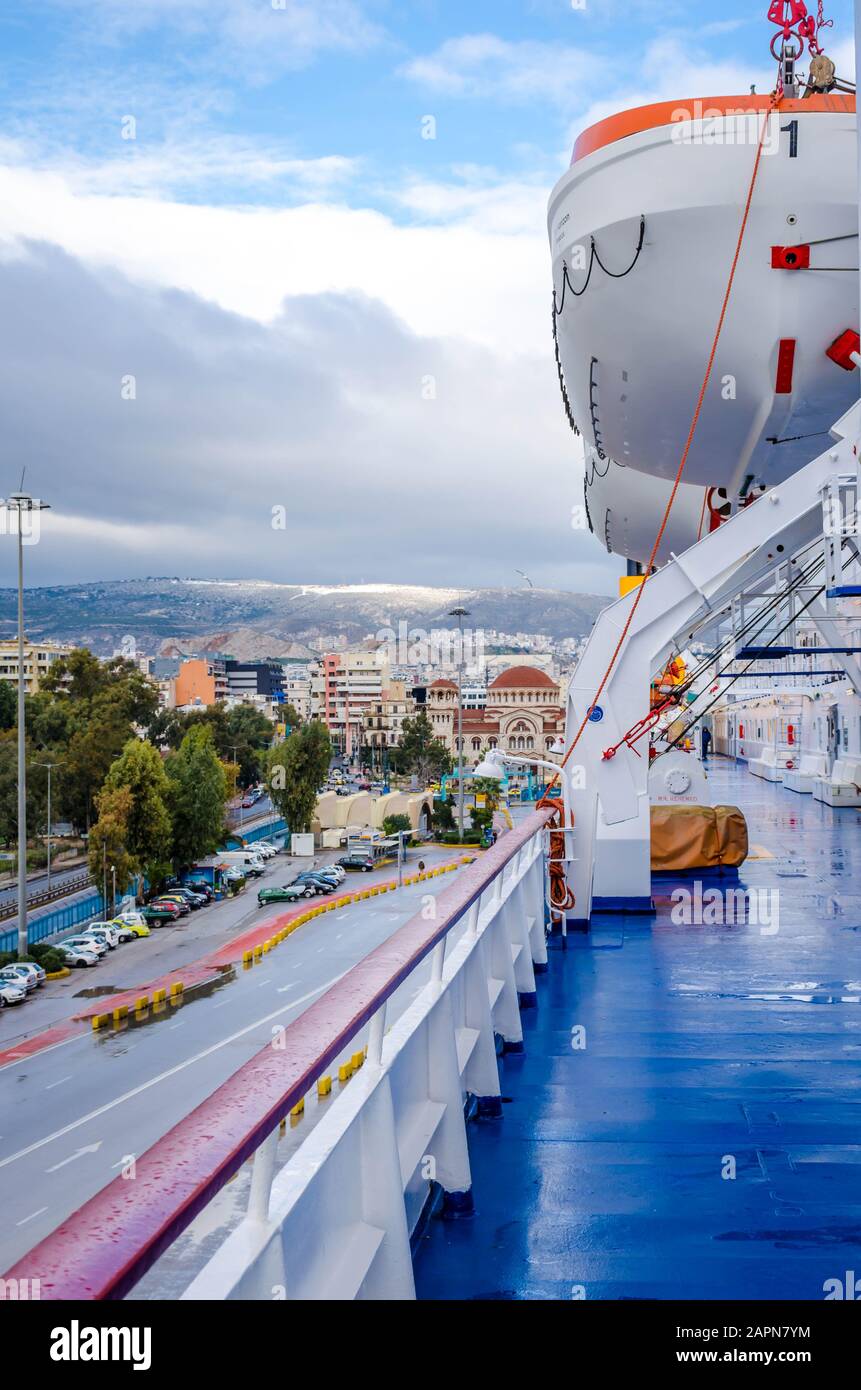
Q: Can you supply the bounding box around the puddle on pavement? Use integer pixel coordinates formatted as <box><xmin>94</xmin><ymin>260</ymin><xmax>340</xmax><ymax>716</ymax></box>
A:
<box><xmin>74</xmin><ymin>983</ymin><xmax>136</xmax><ymax>998</ymax></box>
<box><xmin>89</xmin><ymin>966</ymin><xmax>235</xmax><ymax>1037</ymax></box>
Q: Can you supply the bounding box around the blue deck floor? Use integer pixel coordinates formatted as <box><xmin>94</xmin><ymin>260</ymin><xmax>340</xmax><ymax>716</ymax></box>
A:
<box><xmin>414</xmin><ymin>760</ymin><xmax>861</xmax><ymax>1300</ymax></box>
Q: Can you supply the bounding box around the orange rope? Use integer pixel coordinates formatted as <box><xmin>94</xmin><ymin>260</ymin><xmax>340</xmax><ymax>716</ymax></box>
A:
<box><xmin>544</xmin><ymin>797</ymin><xmax>575</xmax><ymax>915</ymax></box>
<box><xmin>541</xmin><ymin>90</ymin><xmax>783</xmax><ymax>845</ymax></box>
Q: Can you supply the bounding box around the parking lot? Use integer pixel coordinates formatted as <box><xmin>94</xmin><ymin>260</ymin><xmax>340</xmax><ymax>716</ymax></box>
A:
<box><xmin>0</xmin><ymin>840</ymin><xmax>457</xmax><ymax>1047</ymax></box>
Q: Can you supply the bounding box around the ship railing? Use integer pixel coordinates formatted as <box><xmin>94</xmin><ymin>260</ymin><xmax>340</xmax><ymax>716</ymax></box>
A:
<box><xmin>5</xmin><ymin>807</ymin><xmax>555</xmax><ymax>1301</ymax></box>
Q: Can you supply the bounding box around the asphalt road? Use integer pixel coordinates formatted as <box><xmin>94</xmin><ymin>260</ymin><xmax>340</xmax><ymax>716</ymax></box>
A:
<box><xmin>0</xmin><ymin>846</ymin><xmax>464</xmax><ymax>1273</ymax></box>
<box><xmin>0</xmin><ymin>849</ymin><xmax>316</xmax><ymax>1046</ymax></box>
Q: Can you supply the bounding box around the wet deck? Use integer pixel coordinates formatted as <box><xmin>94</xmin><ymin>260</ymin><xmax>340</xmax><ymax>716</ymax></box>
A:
<box><xmin>414</xmin><ymin>760</ymin><xmax>861</xmax><ymax>1300</ymax></box>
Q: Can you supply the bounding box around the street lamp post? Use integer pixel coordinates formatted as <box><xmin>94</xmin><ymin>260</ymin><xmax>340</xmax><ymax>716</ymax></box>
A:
<box><xmin>34</xmin><ymin>761</ymin><xmax>61</xmax><ymax>893</ymax></box>
<box><xmin>111</xmin><ymin>864</ymin><xmax>117</xmax><ymax>918</ymax></box>
<box><xmin>6</xmin><ymin>491</ymin><xmax>50</xmax><ymax>960</ymax></box>
<box><xmin>448</xmin><ymin>606</ymin><xmax>470</xmax><ymax>842</ymax></box>
<box><xmin>229</xmin><ymin>744</ymin><xmax>242</xmax><ymax>824</ymax></box>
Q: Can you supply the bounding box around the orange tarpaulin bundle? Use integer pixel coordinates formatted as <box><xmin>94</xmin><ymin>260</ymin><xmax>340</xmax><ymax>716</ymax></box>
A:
<box><xmin>650</xmin><ymin>804</ymin><xmax>748</xmax><ymax>872</ymax></box>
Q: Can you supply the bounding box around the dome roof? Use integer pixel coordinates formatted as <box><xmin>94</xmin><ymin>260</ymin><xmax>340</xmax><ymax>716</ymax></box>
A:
<box><xmin>429</xmin><ymin>678</ymin><xmax>458</xmax><ymax>690</ymax></box>
<box><xmin>488</xmin><ymin>665</ymin><xmax>557</xmax><ymax>690</ymax></box>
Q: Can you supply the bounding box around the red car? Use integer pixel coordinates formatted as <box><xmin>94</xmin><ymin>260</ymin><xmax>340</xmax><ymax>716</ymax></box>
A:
<box><xmin>149</xmin><ymin>897</ymin><xmax>186</xmax><ymax>916</ymax></box>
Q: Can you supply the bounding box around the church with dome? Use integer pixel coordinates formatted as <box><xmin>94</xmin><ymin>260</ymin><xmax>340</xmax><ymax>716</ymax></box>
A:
<box><xmin>426</xmin><ymin>664</ymin><xmax>565</xmax><ymax>764</ymax></box>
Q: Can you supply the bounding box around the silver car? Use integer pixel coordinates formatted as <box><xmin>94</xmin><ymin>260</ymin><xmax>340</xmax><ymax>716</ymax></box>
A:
<box><xmin>0</xmin><ymin>979</ymin><xmax>26</xmax><ymax>1007</ymax></box>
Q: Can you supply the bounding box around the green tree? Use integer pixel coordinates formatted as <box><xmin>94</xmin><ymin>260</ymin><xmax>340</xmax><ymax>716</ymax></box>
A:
<box><xmin>0</xmin><ymin>682</ymin><xmax>16</xmax><ymax>732</ymax></box>
<box><xmin>150</xmin><ymin>702</ymin><xmax>275</xmax><ymax>786</ymax></box>
<box><xmin>382</xmin><ymin>813</ymin><xmax>412</xmax><ymax>839</ymax></box>
<box><xmin>57</xmin><ymin>710</ymin><xmax>130</xmax><ymax>832</ymax></box>
<box><xmin>264</xmin><ymin>720</ymin><xmax>331</xmax><ymax>834</ymax></box>
<box><xmin>166</xmin><ymin>725</ymin><xmax>230</xmax><ymax>869</ymax></box>
<box><xmin>280</xmin><ymin>702</ymin><xmax>303</xmax><ymax>732</ymax></box>
<box><xmin>394</xmin><ymin>712</ymin><xmax>451</xmax><ymax>785</ymax></box>
<box><xmin>102</xmin><ymin>739</ymin><xmax>172</xmax><ymax>885</ymax></box>
<box><xmin>0</xmin><ymin>737</ymin><xmax>48</xmax><ymax>844</ymax></box>
<box><xmin>224</xmin><ymin>704</ymin><xmax>276</xmax><ymax>785</ymax></box>
<box><xmin>472</xmin><ymin>777</ymin><xmax>501</xmax><ymax>814</ymax></box>
<box><xmin>88</xmin><ymin>784</ymin><xmax>135</xmax><ymax>897</ymax></box>
<box><xmin>42</xmin><ymin>650</ymin><xmax>159</xmax><ymax>728</ymax></box>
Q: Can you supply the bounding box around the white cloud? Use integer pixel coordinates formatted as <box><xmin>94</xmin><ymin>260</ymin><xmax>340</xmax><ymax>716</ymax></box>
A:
<box><xmin>51</xmin><ymin>142</ymin><xmax>360</xmax><ymax>201</ymax></box>
<box><xmin>400</xmin><ymin>34</ymin><xmax>591</xmax><ymax>106</ymax></box>
<box><xmin>564</xmin><ymin>35</ymin><xmax>776</xmax><ymax>145</ymax></box>
<box><xmin>46</xmin><ymin>0</ymin><xmax>384</xmax><ymax>75</ymax></box>
<box><xmin>0</xmin><ymin>163</ymin><xmax>552</xmax><ymax>357</ymax></box>
<box><xmin>0</xmin><ymin>245</ymin><xmax>615</xmax><ymax>594</ymax></box>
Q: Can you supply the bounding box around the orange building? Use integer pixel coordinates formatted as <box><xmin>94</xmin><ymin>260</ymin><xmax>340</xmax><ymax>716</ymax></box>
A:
<box><xmin>175</xmin><ymin>658</ymin><xmax>219</xmax><ymax>707</ymax></box>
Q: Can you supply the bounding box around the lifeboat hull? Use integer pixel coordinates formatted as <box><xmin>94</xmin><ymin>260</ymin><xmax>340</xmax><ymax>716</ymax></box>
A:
<box><xmin>548</xmin><ymin>95</ymin><xmax>858</xmax><ymax>494</ymax></box>
<box><xmin>583</xmin><ymin>449</ymin><xmax>708</xmax><ymax>566</ymax></box>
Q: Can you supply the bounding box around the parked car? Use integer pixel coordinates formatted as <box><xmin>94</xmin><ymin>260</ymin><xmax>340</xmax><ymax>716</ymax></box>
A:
<box><xmin>241</xmin><ymin>796</ymin><xmax>255</xmax><ymax>809</ymax></box>
<box><xmin>294</xmin><ymin>869</ymin><xmax>341</xmax><ymax>888</ymax></box>
<box><xmin>57</xmin><ymin>942</ymin><xmax>100</xmax><ymax>968</ymax></box>
<box><xmin>337</xmin><ymin>853</ymin><xmax>376</xmax><ymax>872</ymax></box>
<box><xmin>0</xmin><ymin>964</ymin><xmax>40</xmax><ymax>992</ymax></box>
<box><xmin>142</xmin><ymin>903</ymin><xmax>182</xmax><ymax>925</ymax></box>
<box><xmin>252</xmin><ymin>843</ymin><xmax>276</xmax><ymax>859</ymax></box>
<box><xmin>150</xmin><ymin>896</ymin><xmax>190</xmax><ymax>916</ymax></box>
<box><xmin>291</xmin><ymin>873</ymin><xmax>337</xmax><ymax>894</ymax></box>
<box><xmin>83</xmin><ymin>921</ymin><xmax>126</xmax><ymax>947</ymax></box>
<box><xmin>0</xmin><ymin>978</ymin><xmax>27</xmax><ymax>1006</ymax></box>
<box><xmin>82</xmin><ymin>924</ymin><xmax>131</xmax><ymax>951</ymax></box>
<box><xmin>2</xmin><ymin>961</ymin><xmax>46</xmax><ymax>989</ymax></box>
<box><xmin>160</xmin><ymin>890</ymin><xmax>205</xmax><ymax>911</ymax></box>
<box><xmin>63</xmin><ymin>934</ymin><xmax>108</xmax><ymax>958</ymax></box>
<box><xmin>257</xmin><ymin>883</ymin><xmax>316</xmax><ymax>905</ymax></box>
<box><xmin>322</xmin><ymin>864</ymin><xmax>346</xmax><ymax>882</ymax></box>
<box><xmin>183</xmin><ymin>881</ymin><xmax>213</xmax><ymax>900</ymax></box>
<box><xmin>110</xmin><ymin>915</ymin><xmax>151</xmax><ymax>938</ymax></box>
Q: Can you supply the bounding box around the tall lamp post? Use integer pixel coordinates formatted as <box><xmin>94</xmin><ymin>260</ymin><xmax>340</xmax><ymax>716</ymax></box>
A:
<box><xmin>230</xmin><ymin>744</ymin><xmax>241</xmax><ymax>824</ymax></box>
<box><xmin>6</xmin><ymin>492</ymin><xmax>50</xmax><ymax>960</ymax></box>
<box><xmin>34</xmin><ymin>760</ymin><xmax>61</xmax><ymax>893</ymax></box>
<box><xmin>448</xmin><ymin>606</ymin><xmax>470</xmax><ymax>841</ymax></box>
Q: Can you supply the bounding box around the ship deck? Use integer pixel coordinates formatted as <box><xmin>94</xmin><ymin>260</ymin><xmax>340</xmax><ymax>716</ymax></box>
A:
<box><xmin>414</xmin><ymin>759</ymin><xmax>861</xmax><ymax>1300</ymax></box>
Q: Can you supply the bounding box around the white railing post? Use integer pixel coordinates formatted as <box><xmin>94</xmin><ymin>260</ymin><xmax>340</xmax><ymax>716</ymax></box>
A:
<box><xmin>367</xmin><ymin>1002</ymin><xmax>387</xmax><ymax>1069</ymax></box>
<box><xmin>503</xmin><ymin>859</ymin><xmax>538</xmax><ymax>1008</ymax></box>
<box><xmin>461</xmin><ymin>933</ymin><xmax>504</xmax><ymax>1116</ymax></box>
<box><xmin>426</xmin><ymin>988</ymin><xmax>474</xmax><ymax>1216</ymax></box>
<box><xmin>246</xmin><ymin>1125</ymin><xmax>279</xmax><ymax>1223</ymax></box>
<box><xmin>357</xmin><ymin>1075</ymin><xmax>416</xmax><ymax>1300</ymax></box>
<box><xmin>488</xmin><ymin>884</ymin><xmax>524</xmax><ymax>1052</ymax></box>
<box><xmin>526</xmin><ymin>842</ymin><xmax>549</xmax><ymax>972</ymax></box>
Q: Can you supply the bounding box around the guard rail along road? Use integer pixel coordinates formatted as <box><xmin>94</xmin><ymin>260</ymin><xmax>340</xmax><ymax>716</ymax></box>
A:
<box><xmin>3</xmin><ymin>806</ymin><xmax>555</xmax><ymax>1301</ymax></box>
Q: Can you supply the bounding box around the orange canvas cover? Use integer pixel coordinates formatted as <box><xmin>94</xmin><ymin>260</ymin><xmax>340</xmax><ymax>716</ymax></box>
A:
<box><xmin>650</xmin><ymin>804</ymin><xmax>748</xmax><ymax>871</ymax></box>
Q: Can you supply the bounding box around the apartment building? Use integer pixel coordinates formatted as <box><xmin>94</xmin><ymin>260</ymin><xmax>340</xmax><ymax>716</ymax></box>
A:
<box><xmin>310</xmin><ymin>648</ymin><xmax>391</xmax><ymax>756</ymax></box>
<box><xmin>362</xmin><ymin>681</ymin><xmax>416</xmax><ymax>752</ymax></box>
<box><xmin>0</xmin><ymin>637</ymin><xmax>75</xmax><ymax>693</ymax></box>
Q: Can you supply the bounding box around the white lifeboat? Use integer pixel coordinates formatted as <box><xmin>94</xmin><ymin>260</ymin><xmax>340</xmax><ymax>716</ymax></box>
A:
<box><xmin>548</xmin><ymin>94</ymin><xmax>858</xmax><ymax>496</ymax></box>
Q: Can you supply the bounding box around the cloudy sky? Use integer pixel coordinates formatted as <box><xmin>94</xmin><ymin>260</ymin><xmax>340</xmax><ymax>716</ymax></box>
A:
<box><xmin>0</xmin><ymin>0</ymin><xmax>855</xmax><ymax>595</ymax></box>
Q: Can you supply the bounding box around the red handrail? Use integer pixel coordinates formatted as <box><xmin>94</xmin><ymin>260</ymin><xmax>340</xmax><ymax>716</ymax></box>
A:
<box><xmin>2</xmin><ymin>808</ymin><xmax>553</xmax><ymax>1300</ymax></box>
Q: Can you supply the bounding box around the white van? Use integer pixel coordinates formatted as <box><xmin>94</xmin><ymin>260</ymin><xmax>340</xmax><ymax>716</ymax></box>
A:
<box><xmin>220</xmin><ymin>850</ymin><xmax>266</xmax><ymax>877</ymax></box>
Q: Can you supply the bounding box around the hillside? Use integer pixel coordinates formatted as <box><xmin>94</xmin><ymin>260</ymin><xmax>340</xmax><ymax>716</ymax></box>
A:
<box><xmin>0</xmin><ymin>579</ymin><xmax>611</xmax><ymax>657</ymax></box>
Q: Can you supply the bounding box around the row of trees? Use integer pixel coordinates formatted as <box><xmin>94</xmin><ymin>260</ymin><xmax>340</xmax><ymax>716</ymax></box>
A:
<box><xmin>0</xmin><ymin>648</ymin><xmax>291</xmax><ymax>846</ymax></box>
<box><xmin>88</xmin><ymin>725</ymin><xmax>231</xmax><ymax>889</ymax></box>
